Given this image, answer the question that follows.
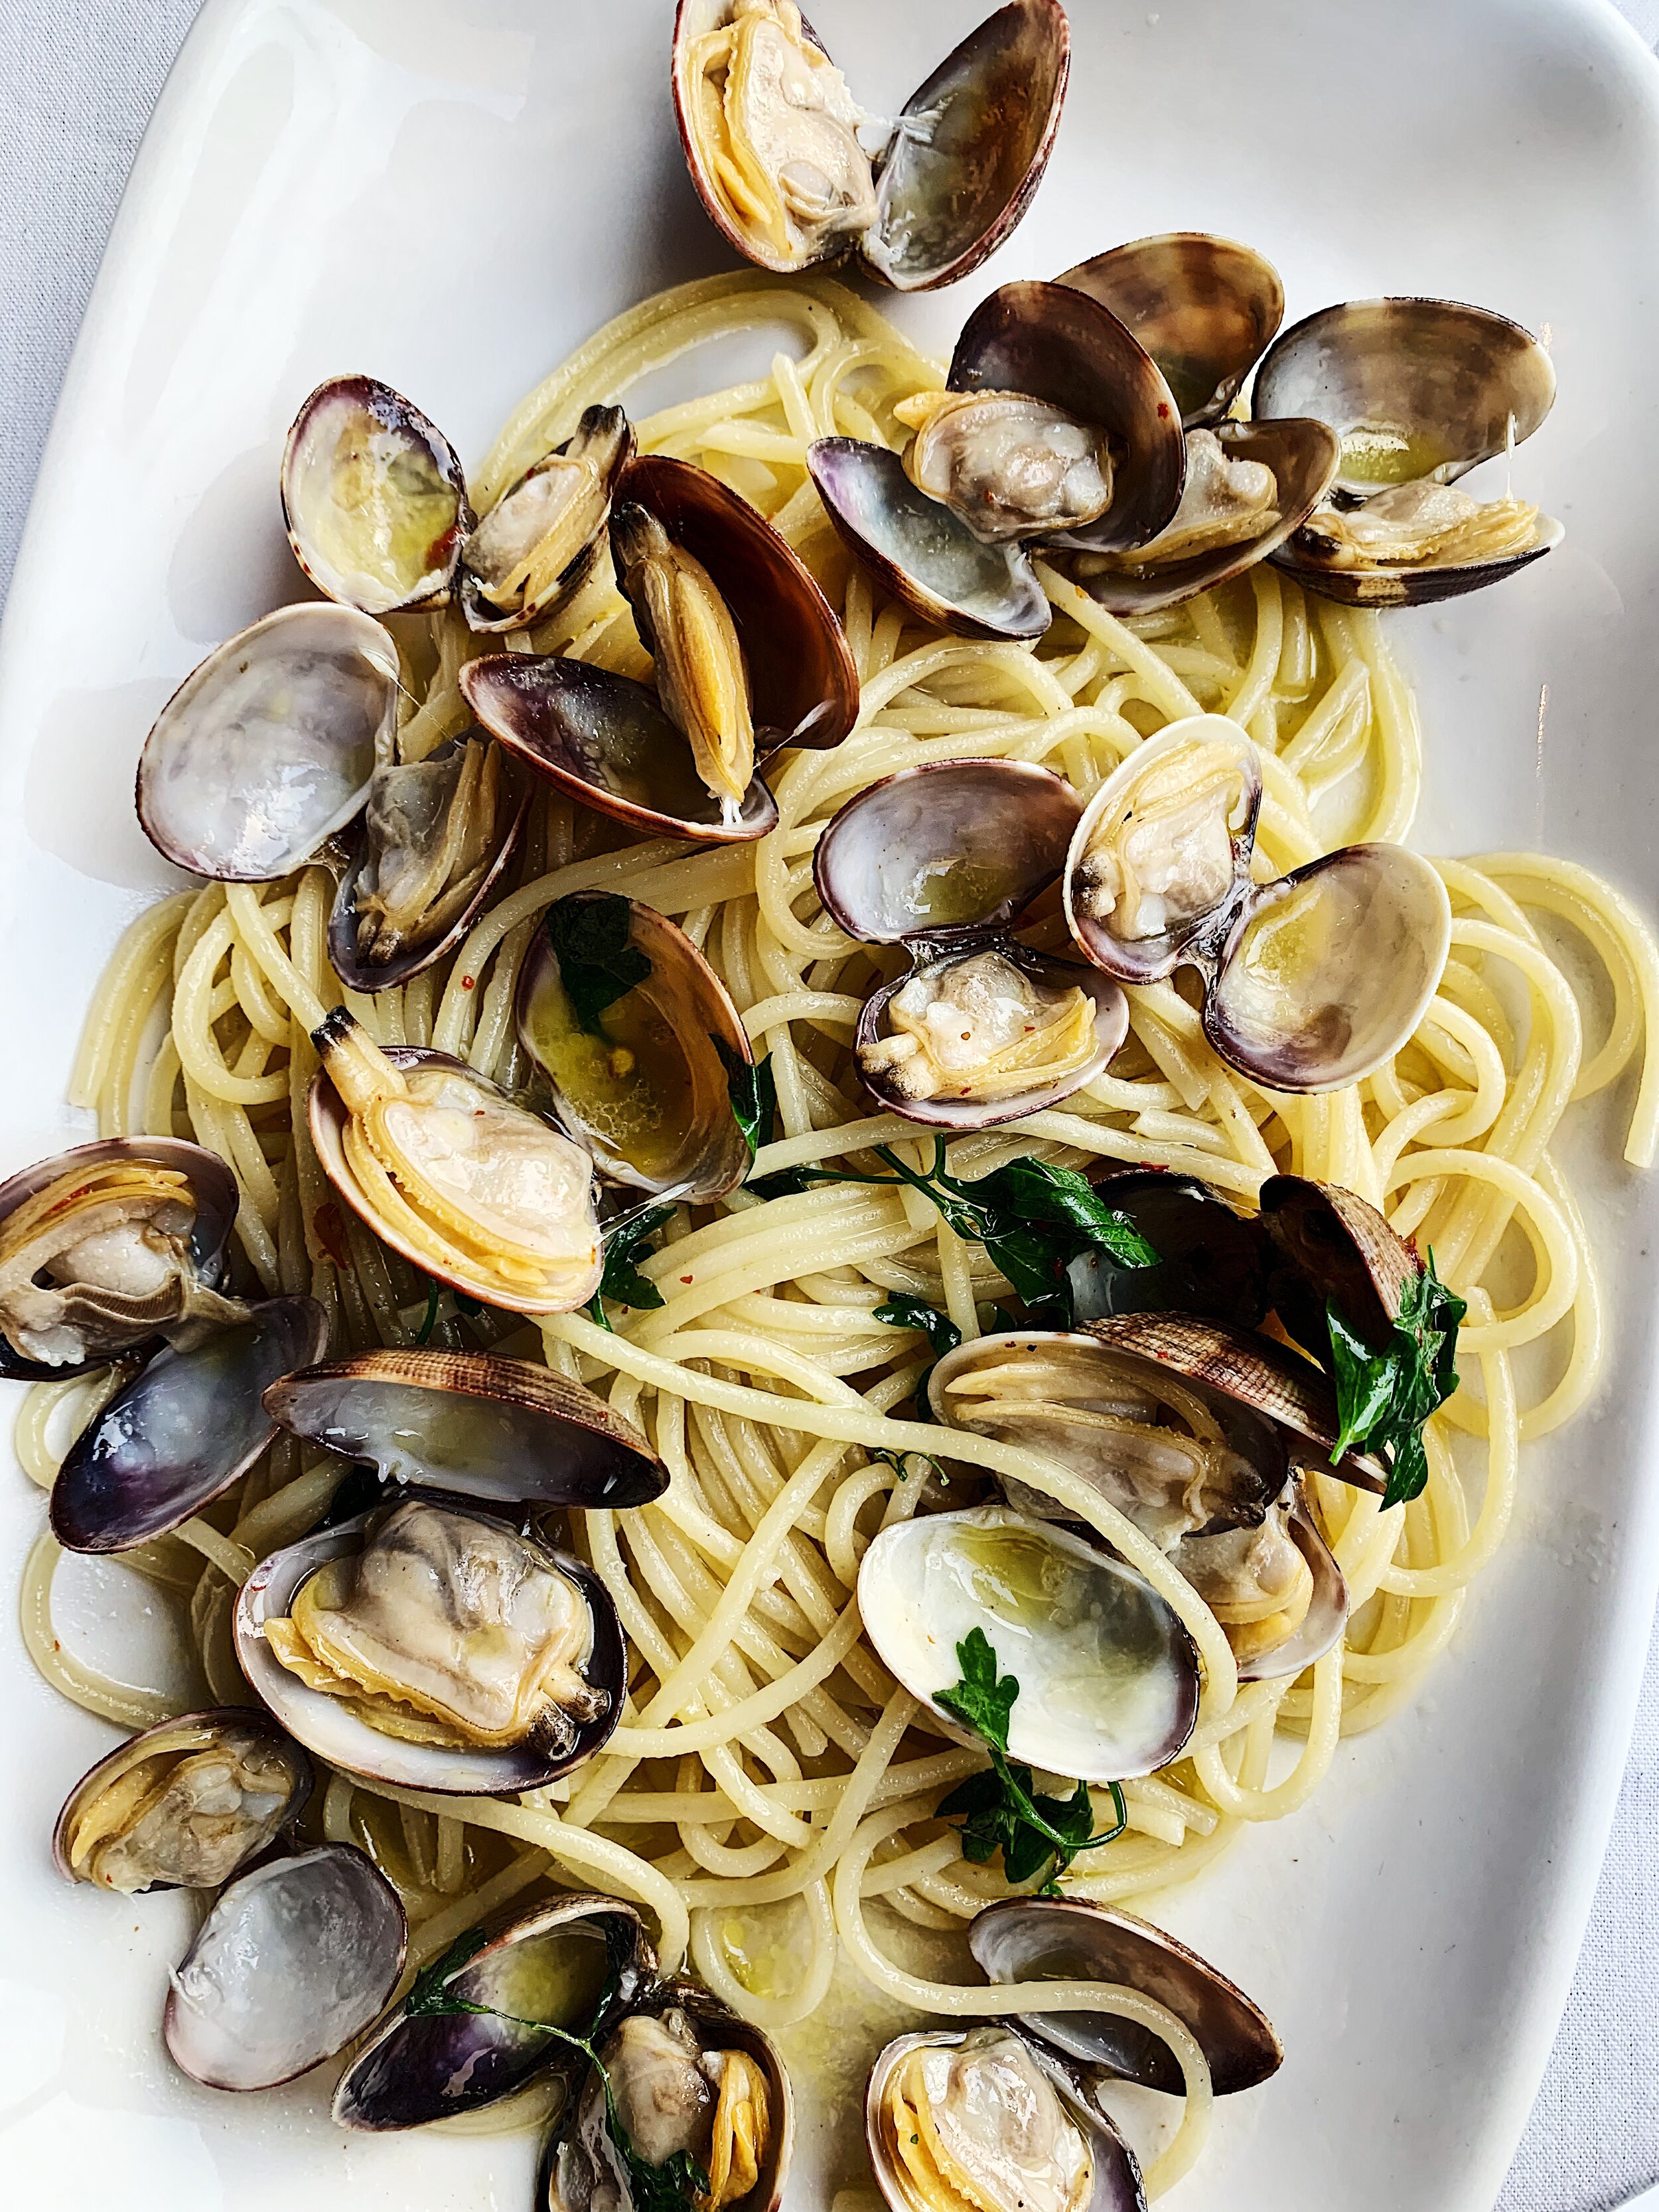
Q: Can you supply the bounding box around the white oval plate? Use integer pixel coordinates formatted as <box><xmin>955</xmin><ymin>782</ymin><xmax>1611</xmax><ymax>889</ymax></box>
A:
<box><xmin>3</xmin><ymin>2</ymin><xmax>1659</xmax><ymax>2207</ymax></box>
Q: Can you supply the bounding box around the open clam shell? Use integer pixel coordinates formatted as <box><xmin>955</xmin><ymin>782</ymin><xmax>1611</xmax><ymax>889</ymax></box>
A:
<box><xmin>307</xmin><ymin>1030</ymin><xmax>603</xmax><ymax>1315</ymax></box>
<box><xmin>1083</xmin><ymin>1311</ymin><xmax>1386</xmax><ymax>1493</ymax></box>
<box><xmin>1258</xmin><ymin>1171</ymin><xmax>1424</xmax><ymax>1359</ymax></box>
<box><xmin>0</xmin><ymin>1136</ymin><xmax>239</xmax><ymax>1380</ymax></box>
<box><xmin>50</xmin><ymin>1295</ymin><xmax>328</xmax><ymax>1554</ymax></box>
<box><xmin>461</xmin><ymin>406</ymin><xmax>636</xmax><ymax>634</ymax></box>
<box><xmin>234</xmin><ymin>1505</ymin><xmax>626</xmax><ymax>1795</ymax></box>
<box><xmin>265</xmin><ymin>1349</ymin><xmax>668</xmax><ymax>1509</ymax></box>
<box><xmin>867</xmin><ymin>2026</ymin><xmax>1145</xmax><ymax>2212</ymax></box>
<box><xmin>1254</xmin><ymin>297</ymin><xmax>1561</xmax><ymax>605</ymax></box>
<box><xmin>326</xmin><ymin>734</ymin><xmax>534</xmax><ymax>995</ymax></box>
<box><xmin>1064</xmin><ymin>1168</ymin><xmax>1271</xmax><ymax>1333</ymax></box>
<box><xmin>282</xmin><ymin>376</ymin><xmax>472</xmax><ymax>616</ymax></box>
<box><xmin>1058</xmin><ymin>233</ymin><xmax>1286</xmax><ymax>429</ymax></box>
<box><xmin>137</xmin><ymin>604</ymin><xmax>401</xmax><ymax>881</ymax></box>
<box><xmin>541</xmin><ymin>1978</ymin><xmax>795</xmax><ymax>2212</ymax></box>
<box><xmin>461</xmin><ymin>655</ymin><xmax>780</xmax><ymax>845</ymax></box>
<box><xmin>616</xmin><ymin>455</ymin><xmax>857</xmax><ymax>755</ymax></box>
<box><xmin>969</xmin><ymin>1896</ymin><xmax>1283</xmax><ymax>2095</ymax></box>
<box><xmin>164</xmin><ymin>1844</ymin><xmax>407</xmax><ymax>2093</ymax></box>
<box><xmin>1232</xmin><ymin>1491</ymin><xmax>1348</xmax><ymax>1684</ymax></box>
<box><xmin>337</xmin><ymin>1891</ymin><xmax>652</xmax><ymax>2130</ymax></box>
<box><xmin>857</xmin><ymin>1505</ymin><xmax>1199</xmax><ymax>1782</ymax></box>
<box><xmin>672</xmin><ymin>1</ymin><xmax>1068</xmax><ymax>292</ymax></box>
<box><xmin>517</xmin><ymin>892</ymin><xmax>754</xmax><ymax>1200</ymax></box>
<box><xmin>52</xmin><ymin>1707</ymin><xmax>312</xmax><ymax>1895</ymax></box>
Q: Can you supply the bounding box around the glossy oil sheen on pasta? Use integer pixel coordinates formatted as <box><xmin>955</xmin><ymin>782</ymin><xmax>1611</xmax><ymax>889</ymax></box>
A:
<box><xmin>18</xmin><ymin>271</ymin><xmax>1659</xmax><ymax>2195</ymax></box>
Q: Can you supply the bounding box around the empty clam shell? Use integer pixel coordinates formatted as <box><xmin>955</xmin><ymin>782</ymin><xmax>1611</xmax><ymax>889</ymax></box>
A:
<box><xmin>0</xmin><ymin>1136</ymin><xmax>240</xmax><ymax>1380</ymax></box>
<box><xmin>1058</xmin><ymin>233</ymin><xmax>1286</xmax><ymax>429</ymax></box>
<box><xmin>858</xmin><ymin>1505</ymin><xmax>1199</xmax><ymax>1782</ymax></box>
<box><xmin>461</xmin><ymin>406</ymin><xmax>635</xmax><ymax>634</ymax></box>
<box><xmin>50</xmin><ymin>1295</ymin><xmax>328</xmax><ymax>1554</ymax></box>
<box><xmin>327</xmin><ymin>734</ymin><xmax>534</xmax><ymax>995</ymax></box>
<box><xmin>282</xmin><ymin>375</ymin><xmax>472</xmax><ymax>616</ymax></box>
<box><xmin>1258</xmin><ymin>1171</ymin><xmax>1424</xmax><ymax>1357</ymax></box>
<box><xmin>265</xmin><ymin>1349</ymin><xmax>668</xmax><ymax>1509</ymax></box>
<box><xmin>1064</xmin><ymin>1168</ymin><xmax>1271</xmax><ymax>1333</ymax></box>
<box><xmin>234</xmin><ymin>1503</ymin><xmax>626</xmax><ymax>1795</ymax></box>
<box><xmin>517</xmin><ymin>893</ymin><xmax>753</xmax><ymax>1200</ymax></box>
<box><xmin>672</xmin><ymin>0</ymin><xmax>1068</xmax><ymax>292</ymax></box>
<box><xmin>337</xmin><ymin>1891</ymin><xmax>652</xmax><ymax>2130</ymax></box>
<box><xmin>969</xmin><ymin>1895</ymin><xmax>1283</xmax><ymax>2096</ymax></box>
<box><xmin>163</xmin><ymin>1844</ymin><xmax>406</xmax><ymax>2092</ymax></box>
<box><xmin>867</xmin><ymin>2025</ymin><xmax>1145</xmax><ymax>2212</ymax></box>
<box><xmin>52</xmin><ymin>1707</ymin><xmax>312</xmax><ymax>1895</ymax></box>
<box><xmin>137</xmin><ymin>604</ymin><xmax>401</xmax><ymax>881</ymax></box>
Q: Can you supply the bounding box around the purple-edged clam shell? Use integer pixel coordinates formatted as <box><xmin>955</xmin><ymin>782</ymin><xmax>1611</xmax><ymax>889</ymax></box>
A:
<box><xmin>164</xmin><ymin>1844</ymin><xmax>406</xmax><ymax>2092</ymax></box>
<box><xmin>233</xmin><ymin>1509</ymin><xmax>626</xmax><ymax>1795</ymax></box>
<box><xmin>49</xmin><ymin>1295</ymin><xmax>328</xmax><ymax>1554</ymax></box>
<box><xmin>1269</xmin><ymin>518</ymin><xmax>1563</xmax><ymax>609</ymax></box>
<box><xmin>1058</xmin><ymin>233</ymin><xmax>1285</xmax><ymax>429</ymax></box>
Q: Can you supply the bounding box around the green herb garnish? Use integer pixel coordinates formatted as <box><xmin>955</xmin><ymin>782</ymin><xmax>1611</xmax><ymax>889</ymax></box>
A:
<box><xmin>587</xmin><ymin>1203</ymin><xmax>674</xmax><ymax>1331</ymax></box>
<box><xmin>545</xmin><ymin>894</ymin><xmax>651</xmax><ymax>1033</ymax></box>
<box><xmin>753</xmin><ymin>1137</ymin><xmax>1157</xmax><ymax>1326</ymax></box>
<box><xmin>935</xmin><ymin>1627</ymin><xmax>1127</xmax><ymax>1892</ymax></box>
<box><xmin>873</xmin><ymin>1294</ymin><xmax>962</xmax><ymax>1361</ymax></box>
<box><xmin>715</xmin><ymin>1039</ymin><xmax>778</xmax><ymax>1161</ymax></box>
<box><xmin>1327</xmin><ymin>1250</ymin><xmax>1466</xmax><ymax>1510</ymax></box>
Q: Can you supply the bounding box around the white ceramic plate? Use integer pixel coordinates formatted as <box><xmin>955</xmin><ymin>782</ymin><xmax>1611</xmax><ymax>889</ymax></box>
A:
<box><xmin>4</xmin><ymin>1</ymin><xmax>1659</xmax><ymax>2206</ymax></box>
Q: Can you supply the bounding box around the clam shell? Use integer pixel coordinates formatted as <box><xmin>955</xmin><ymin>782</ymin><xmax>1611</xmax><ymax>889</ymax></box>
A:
<box><xmin>0</xmin><ymin>1136</ymin><xmax>239</xmax><ymax>1382</ymax></box>
<box><xmin>49</xmin><ymin>1295</ymin><xmax>329</xmax><ymax>1554</ymax></box>
<box><xmin>1082</xmin><ymin>1311</ymin><xmax>1386</xmax><ymax>1493</ymax></box>
<box><xmin>1058</xmin><ymin>233</ymin><xmax>1285</xmax><ymax>428</ymax></box>
<box><xmin>1235</xmin><ymin>1492</ymin><xmax>1348</xmax><ymax>1684</ymax></box>
<box><xmin>1258</xmin><ymin>1171</ymin><xmax>1423</xmax><ymax>1355</ymax></box>
<box><xmin>137</xmin><ymin>605</ymin><xmax>400</xmax><ymax>882</ymax></box>
<box><xmin>282</xmin><ymin>375</ymin><xmax>471</xmax><ymax>615</ymax></box>
<box><xmin>460</xmin><ymin>656</ymin><xmax>780</xmax><ymax>845</ymax></box>
<box><xmin>233</xmin><ymin>1508</ymin><xmax>626</xmax><ymax>1795</ymax></box>
<box><xmin>336</xmin><ymin>1891</ymin><xmax>653</xmax><ymax>2131</ymax></box>
<box><xmin>616</xmin><ymin>455</ymin><xmax>857</xmax><ymax>754</ymax></box>
<box><xmin>1268</xmin><ymin>516</ymin><xmax>1563</xmax><ymax>609</ymax></box>
<box><xmin>461</xmin><ymin>406</ymin><xmax>636</xmax><ymax>634</ymax></box>
<box><xmin>968</xmin><ymin>1896</ymin><xmax>1283</xmax><ymax>2095</ymax></box>
<box><xmin>517</xmin><ymin>893</ymin><xmax>754</xmax><ymax>1201</ymax></box>
<box><xmin>163</xmin><ymin>1844</ymin><xmax>406</xmax><ymax>2092</ymax></box>
<box><xmin>52</xmin><ymin>1706</ymin><xmax>312</xmax><ymax>1893</ymax></box>
<box><xmin>265</xmin><ymin>1350</ymin><xmax>668</xmax><ymax>1509</ymax></box>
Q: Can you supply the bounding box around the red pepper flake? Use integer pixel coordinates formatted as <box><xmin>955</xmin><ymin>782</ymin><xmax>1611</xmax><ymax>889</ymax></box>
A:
<box><xmin>1157</xmin><ymin>402</ymin><xmax>1171</xmax><ymax>418</ymax></box>
<box><xmin>461</xmin><ymin>976</ymin><xmax>476</xmax><ymax>990</ymax></box>
<box><xmin>313</xmin><ymin>1200</ymin><xmax>351</xmax><ymax>1269</ymax></box>
<box><xmin>680</xmin><ymin>1274</ymin><xmax>694</xmax><ymax>1284</ymax></box>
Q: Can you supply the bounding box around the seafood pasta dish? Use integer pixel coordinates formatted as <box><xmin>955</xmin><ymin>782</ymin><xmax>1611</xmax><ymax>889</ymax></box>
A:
<box><xmin>9</xmin><ymin>3</ymin><xmax>1656</xmax><ymax>2205</ymax></box>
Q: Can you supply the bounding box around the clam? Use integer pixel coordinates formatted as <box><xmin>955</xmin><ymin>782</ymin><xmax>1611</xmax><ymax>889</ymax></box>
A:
<box><xmin>543</xmin><ymin>1981</ymin><xmax>792</xmax><ymax>2212</ymax></box>
<box><xmin>673</xmin><ymin>0</ymin><xmax>1069</xmax><ymax>291</ymax></box>
<box><xmin>137</xmin><ymin>604</ymin><xmax>401</xmax><ymax>881</ymax></box>
<box><xmin>1258</xmin><ymin>1171</ymin><xmax>1425</xmax><ymax>1362</ymax></box>
<box><xmin>808</xmin><ymin>281</ymin><xmax>1184</xmax><ymax>641</ymax></box>
<box><xmin>866</xmin><ymin>2025</ymin><xmax>1145</xmax><ymax>2212</ymax></box>
<box><xmin>164</xmin><ymin>1843</ymin><xmax>406</xmax><ymax>2092</ymax></box>
<box><xmin>336</xmin><ymin>1891</ymin><xmax>652</xmax><ymax>2130</ymax></box>
<box><xmin>969</xmin><ymin>1895</ymin><xmax>1282</xmax><ymax>2095</ymax></box>
<box><xmin>516</xmin><ymin>891</ymin><xmax>753</xmax><ymax>1199</ymax></box>
<box><xmin>857</xmin><ymin>1505</ymin><xmax>1199</xmax><ymax>1782</ymax></box>
<box><xmin>1060</xmin><ymin>234</ymin><xmax>1286</xmax><ymax>431</ymax></box>
<box><xmin>1064</xmin><ymin>1168</ymin><xmax>1270</xmax><ymax>1333</ymax></box>
<box><xmin>0</xmin><ymin>1138</ymin><xmax>240</xmax><ymax>1379</ymax></box>
<box><xmin>307</xmin><ymin>1010</ymin><xmax>603</xmax><ymax>1315</ymax></box>
<box><xmin>265</xmin><ymin>1347</ymin><xmax>668</xmax><ymax>1509</ymax></box>
<box><xmin>462</xmin><ymin>456</ymin><xmax>855</xmax><ymax>845</ymax></box>
<box><xmin>50</xmin><ymin>1294</ymin><xmax>328</xmax><ymax>1554</ymax></box>
<box><xmin>1064</xmin><ymin>717</ymin><xmax>1451</xmax><ymax>1092</ymax></box>
<box><xmin>282</xmin><ymin>376</ymin><xmax>472</xmax><ymax>617</ymax></box>
<box><xmin>1173</xmin><ymin>1484</ymin><xmax>1346</xmax><ymax>1682</ymax></box>
<box><xmin>327</xmin><ymin>732</ymin><xmax>534</xmax><ymax>994</ymax></box>
<box><xmin>1254</xmin><ymin>297</ymin><xmax>1561</xmax><ymax>605</ymax></box>
<box><xmin>461</xmin><ymin>406</ymin><xmax>635</xmax><ymax>633</ymax></box>
<box><xmin>812</xmin><ymin>759</ymin><xmax>1128</xmax><ymax>1130</ymax></box>
<box><xmin>235</xmin><ymin>1499</ymin><xmax>625</xmax><ymax>1793</ymax></box>
<box><xmin>52</xmin><ymin>1708</ymin><xmax>311</xmax><ymax>1895</ymax></box>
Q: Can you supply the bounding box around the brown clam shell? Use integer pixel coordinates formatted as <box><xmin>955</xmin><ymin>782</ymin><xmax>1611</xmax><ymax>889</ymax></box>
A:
<box><xmin>1058</xmin><ymin>232</ymin><xmax>1285</xmax><ymax>428</ymax></box>
<box><xmin>1258</xmin><ymin>1172</ymin><xmax>1423</xmax><ymax>1355</ymax></box>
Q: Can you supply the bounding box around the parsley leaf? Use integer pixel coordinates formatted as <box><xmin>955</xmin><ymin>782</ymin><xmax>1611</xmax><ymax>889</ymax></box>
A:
<box><xmin>587</xmin><ymin>1203</ymin><xmax>674</xmax><ymax>1330</ymax></box>
<box><xmin>404</xmin><ymin>1930</ymin><xmax>490</xmax><ymax>2016</ymax></box>
<box><xmin>715</xmin><ymin>1039</ymin><xmax>777</xmax><ymax>1159</ymax></box>
<box><xmin>1328</xmin><ymin>1250</ymin><xmax>1467</xmax><ymax>1511</ymax></box>
<box><xmin>934</xmin><ymin>1627</ymin><xmax>1127</xmax><ymax>1890</ymax></box>
<box><xmin>749</xmin><ymin>1140</ymin><xmax>1156</xmax><ymax>1327</ymax></box>
<box><xmin>873</xmin><ymin>1295</ymin><xmax>962</xmax><ymax>1361</ymax></box>
<box><xmin>545</xmin><ymin>893</ymin><xmax>650</xmax><ymax>1033</ymax></box>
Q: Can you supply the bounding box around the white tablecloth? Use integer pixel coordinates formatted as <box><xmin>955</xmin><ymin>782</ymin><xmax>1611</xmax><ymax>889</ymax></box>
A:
<box><xmin>1</xmin><ymin>3</ymin><xmax>1656</xmax><ymax>2205</ymax></box>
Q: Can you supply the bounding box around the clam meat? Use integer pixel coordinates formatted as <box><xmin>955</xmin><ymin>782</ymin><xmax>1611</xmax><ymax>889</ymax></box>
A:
<box><xmin>309</xmin><ymin>1011</ymin><xmax>603</xmax><ymax>1313</ymax></box>
<box><xmin>348</xmin><ymin>733</ymin><xmax>506</xmax><ymax>970</ymax></box>
<box><xmin>1293</xmin><ymin>479</ymin><xmax>1540</xmax><ymax>572</ymax></box>
<box><xmin>1173</xmin><ymin>1500</ymin><xmax>1313</xmax><ymax>1668</ymax></box>
<box><xmin>861</xmin><ymin>949</ymin><xmax>1100</xmax><ymax>1109</ymax></box>
<box><xmin>0</xmin><ymin>1145</ymin><xmax>240</xmax><ymax>1372</ymax></box>
<box><xmin>611</xmin><ymin>501</ymin><xmax>755</xmax><ymax>813</ymax></box>
<box><xmin>1099</xmin><ymin>427</ymin><xmax>1278</xmax><ymax>569</ymax></box>
<box><xmin>262</xmin><ymin>1499</ymin><xmax>607</xmax><ymax>1755</ymax></box>
<box><xmin>54</xmin><ymin>1709</ymin><xmax>311</xmax><ymax>1895</ymax></box>
<box><xmin>463</xmin><ymin>406</ymin><xmax>634</xmax><ymax>631</ymax></box>
<box><xmin>1070</xmin><ymin>725</ymin><xmax>1254</xmax><ymax>947</ymax></box>
<box><xmin>895</xmin><ymin>390</ymin><xmax>1115</xmax><ymax>546</ymax></box>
